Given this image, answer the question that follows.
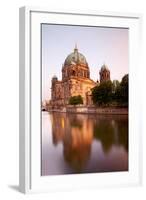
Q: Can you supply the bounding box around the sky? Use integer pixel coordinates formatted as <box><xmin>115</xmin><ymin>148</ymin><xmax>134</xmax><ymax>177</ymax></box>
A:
<box><xmin>42</xmin><ymin>24</ymin><xmax>129</xmax><ymax>101</ymax></box>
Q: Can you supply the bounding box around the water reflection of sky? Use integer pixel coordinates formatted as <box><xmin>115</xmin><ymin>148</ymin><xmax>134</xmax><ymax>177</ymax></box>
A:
<box><xmin>41</xmin><ymin>112</ymin><xmax>128</xmax><ymax>176</ymax></box>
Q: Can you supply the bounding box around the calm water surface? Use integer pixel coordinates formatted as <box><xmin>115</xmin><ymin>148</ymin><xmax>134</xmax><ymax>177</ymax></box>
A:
<box><xmin>41</xmin><ymin>112</ymin><xmax>128</xmax><ymax>176</ymax></box>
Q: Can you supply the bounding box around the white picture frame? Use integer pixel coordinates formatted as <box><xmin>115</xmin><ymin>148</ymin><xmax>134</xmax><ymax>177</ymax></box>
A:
<box><xmin>19</xmin><ymin>6</ymin><xmax>142</xmax><ymax>194</ymax></box>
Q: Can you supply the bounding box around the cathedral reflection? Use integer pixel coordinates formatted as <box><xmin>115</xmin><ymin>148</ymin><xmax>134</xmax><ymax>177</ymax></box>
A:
<box><xmin>49</xmin><ymin>112</ymin><xmax>128</xmax><ymax>172</ymax></box>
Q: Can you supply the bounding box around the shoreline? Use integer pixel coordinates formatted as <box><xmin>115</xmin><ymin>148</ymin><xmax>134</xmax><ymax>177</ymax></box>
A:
<box><xmin>46</xmin><ymin>105</ymin><xmax>128</xmax><ymax>115</ymax></box>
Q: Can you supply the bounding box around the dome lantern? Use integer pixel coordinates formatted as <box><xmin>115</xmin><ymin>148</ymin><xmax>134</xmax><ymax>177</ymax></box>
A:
<box><xmin>74</xmin><ymin>43</ymin><xmax>78</xmax><ymax>52</ymax></box>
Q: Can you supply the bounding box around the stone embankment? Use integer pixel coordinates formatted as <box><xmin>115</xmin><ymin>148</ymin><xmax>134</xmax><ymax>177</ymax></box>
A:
<box><xmin>47</xmin><ymin>105</ymin><xmax>128</xmax><ymax>115</ymax></box>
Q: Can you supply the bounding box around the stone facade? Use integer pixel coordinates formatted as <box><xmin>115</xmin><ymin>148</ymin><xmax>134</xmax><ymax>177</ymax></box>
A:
<box><xmin>50</xmin><ymin>46</ymin><xmax>110</xmax><ymax>106</ymax></box>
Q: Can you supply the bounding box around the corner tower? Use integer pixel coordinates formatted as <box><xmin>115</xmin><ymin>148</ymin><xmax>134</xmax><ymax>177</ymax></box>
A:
<box><xmin>99</xmin><ymin>64</ymin><xmax>110</xmax><ymax>83</ymax></box>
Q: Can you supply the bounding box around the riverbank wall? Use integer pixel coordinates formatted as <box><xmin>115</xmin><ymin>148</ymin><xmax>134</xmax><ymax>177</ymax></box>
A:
<box><xmin>47</xmin><ymin>105</ymin><xmax>128</xmax><ymax>115</ymax></box>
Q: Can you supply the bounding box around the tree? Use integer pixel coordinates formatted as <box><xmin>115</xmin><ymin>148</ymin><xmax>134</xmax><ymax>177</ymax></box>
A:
<box><xmin>92</xmin><ymin>80</ymin><xmax>113</xmax><ymax>106</ymax></box>
<box><xmin>69</xmin><ymin>95</ymin><xmax>83</xmax><ymax>105</ymax></box>
<box><xmin>115</xmin><ymin>74</ymin><xmax>128</xmax><ymax>106</ymax></box>
<box><xmin>112</xmin><ymin>80</ymin><xmax>120</xmax><ymax>93</ymax></box>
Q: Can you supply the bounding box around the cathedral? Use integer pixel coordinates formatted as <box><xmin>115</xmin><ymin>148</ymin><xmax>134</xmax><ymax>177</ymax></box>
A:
<box><xmin>50</xmin><ymin>45</ymin><xmax>110</xmax><ymax>106</ymax></box>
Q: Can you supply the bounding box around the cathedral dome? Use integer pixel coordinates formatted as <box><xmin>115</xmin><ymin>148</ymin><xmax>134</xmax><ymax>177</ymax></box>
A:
<box><xmin>64</xmin><ymin>45</ymin><xmax>88</xmax><ymax>67</ymax></box>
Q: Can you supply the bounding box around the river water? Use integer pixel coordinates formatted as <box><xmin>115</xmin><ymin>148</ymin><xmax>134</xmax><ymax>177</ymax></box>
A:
<box><xmin>41</xmin><ymin>111</ymin><xmax>128</xmax><ymax>176</ymax></box>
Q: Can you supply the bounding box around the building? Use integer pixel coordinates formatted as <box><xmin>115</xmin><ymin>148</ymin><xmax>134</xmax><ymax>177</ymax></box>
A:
<box><xmin>50</xmin><ymin>45</ymin><xmax>110</xmax><ymax>106</ymax></box>
<box><xmin>99</xmin><ymin>64</ymin><xmax>110</xmax><ymax>83</ymax></box>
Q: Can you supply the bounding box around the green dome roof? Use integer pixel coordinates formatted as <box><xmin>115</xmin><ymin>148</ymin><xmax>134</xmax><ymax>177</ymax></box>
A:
<box><xmin>64</xmin><ymin>45</ymin><xmax>88</xmax><ymax>66</ymax></box>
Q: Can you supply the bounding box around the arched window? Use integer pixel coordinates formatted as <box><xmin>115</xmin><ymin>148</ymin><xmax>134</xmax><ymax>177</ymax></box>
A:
<box><xmin>72</xmin><ymin>70</ymin><xmax>76</xmax><ymax>76</ymax></box>
<box><xmin>81</xmin><ymin>71</ymin><xmax>83</xmax><ymax>77</ymax></box>
<box><xmin>85</xmin><ymin>71</ymin><xmax>87</xmax><ymax>77</ymax></box>
<box><xmin>87</xmin><ymin>72</ymin><xmax>89</xmax><ymax>78</ymax></box>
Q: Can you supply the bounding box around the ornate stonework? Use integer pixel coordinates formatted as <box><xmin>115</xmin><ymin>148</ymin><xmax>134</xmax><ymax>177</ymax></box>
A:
<box><xmin>50</xmin><ymin>46</ymin><xmax>110</xmax><ymax>106</ymax></box>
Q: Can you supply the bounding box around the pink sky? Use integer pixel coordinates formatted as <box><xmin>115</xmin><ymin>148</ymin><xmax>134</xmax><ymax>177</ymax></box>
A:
<box><xmin>42</xmin><ymin>24</ymin><xmax>129</xmax><ymax>100</ymax></box>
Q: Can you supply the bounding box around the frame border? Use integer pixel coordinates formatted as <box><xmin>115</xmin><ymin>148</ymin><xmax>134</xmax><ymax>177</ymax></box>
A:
<box><xmin>19</xmin><ymin>6</ymin><xmax>142</xmax><ymax>194</ymax></box>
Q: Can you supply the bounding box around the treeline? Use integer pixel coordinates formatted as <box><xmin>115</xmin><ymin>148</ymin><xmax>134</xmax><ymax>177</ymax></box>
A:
<box><xmin>69</xmin><ymin>95</ymin><xmax>83</xmax><ymax>105</ymax></box>
<box><xmin>92</xmin><ymin>74</ymin><xmax>128</xmax><ymax>107</ymax></box>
